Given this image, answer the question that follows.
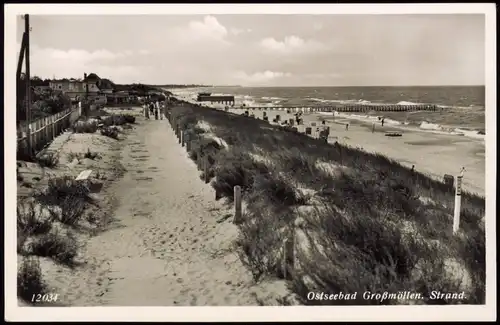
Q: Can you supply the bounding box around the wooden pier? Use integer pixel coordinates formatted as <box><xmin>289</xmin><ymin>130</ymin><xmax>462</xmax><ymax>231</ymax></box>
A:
<box><xmin>235</xmin><ymin>104</ymin><xmax>438</xmax><ymax>112</ymax></box>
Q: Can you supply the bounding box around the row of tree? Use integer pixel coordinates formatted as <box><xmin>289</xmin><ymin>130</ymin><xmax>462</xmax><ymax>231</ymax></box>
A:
<box><xmin>17</xmin><ymin>73</ymin><xmax>72</xmax><ymax>123</ymax></box>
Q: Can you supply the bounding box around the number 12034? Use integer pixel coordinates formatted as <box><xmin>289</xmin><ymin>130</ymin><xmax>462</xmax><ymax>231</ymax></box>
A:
<box><xmin>31</xmin><ymin>293</ymin><xmax>59</xmax><ymax>303</ymax></box>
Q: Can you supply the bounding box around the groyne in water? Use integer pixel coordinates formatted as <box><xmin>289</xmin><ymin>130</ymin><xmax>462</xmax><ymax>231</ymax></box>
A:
<box><xmin>237</xmin><ymin>104</ymin><xmax>439</xmax><ymax>112</ymax></box>
<box><xmin>167</xmin><ymin>95</ymin><xmax>439</xmax><ymax>112</ymax></box>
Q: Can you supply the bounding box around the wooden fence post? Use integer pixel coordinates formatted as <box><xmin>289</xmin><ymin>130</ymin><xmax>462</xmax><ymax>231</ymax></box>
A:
<box><xmin>44</xmin><ymin>117</ymin><xmax>49</xmax><ymax>144</ymax></box>
<box><xmin>453</xmin><ymin>169</ymin><xmax>465</xmax><ymax>234</ymax></box>
<box><xmin>185</xmin><ymin>132</ymin><xmax>190</xmax><ymax>151</ymax></box>
<box><xmin>51</xmin><ymin>115</ymin><xmax>55</xmax><ymax>140</ymax></box>
<box><xmin>29</xmin><ymin>121</ymin><xmax>34</xmax><ymax>151</ymax></box>
<box><xmin>233</xmin><ymin>185</ymin><xmax>242</xmax><ymax>224</ymax></box>
<box><xmin>55</xmin><ymin>112</ymin><xmax>60</xmax><ymax>136</ymax></box>
<box><xmin>34</xmin><ymin>120</ymin><xmax>40</xmax><ymax>150</ymax></box>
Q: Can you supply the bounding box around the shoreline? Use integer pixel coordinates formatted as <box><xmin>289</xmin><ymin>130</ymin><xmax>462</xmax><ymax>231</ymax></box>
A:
<box><xmin>318</xmin><ymin>111</ymin><xmax>486</xmax><ymax>141</ymax></box>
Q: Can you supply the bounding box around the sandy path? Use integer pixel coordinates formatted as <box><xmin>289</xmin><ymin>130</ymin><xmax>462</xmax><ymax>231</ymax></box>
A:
<box><xmin>77</xmin><ymin>112</ymin><xmax>265</xmax><ymax>306</ymax></box>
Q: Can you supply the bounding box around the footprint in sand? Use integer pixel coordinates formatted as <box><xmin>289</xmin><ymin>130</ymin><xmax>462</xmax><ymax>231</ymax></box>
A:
<box><xmin>133</xmin><ymin>211</ymin><xmax>151</xmax><ymax>218</ymax></box>
<box><xmin>135</xmin><ymin>177</ymin><xmax>154</xmax><ymax>182</ymax></box>
<box><xmin>190</xmin><ymin>295</ymin><xmax>198</xmax><ymax>306</ymax></box>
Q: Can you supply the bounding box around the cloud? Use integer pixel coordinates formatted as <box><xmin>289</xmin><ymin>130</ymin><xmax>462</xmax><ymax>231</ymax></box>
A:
<box><xmin>161</xmin><ymin>15</ymin><xmax>234</xmax><ymax>50</ymax></box>
<box><xmin>38</xmin><ymin>47</ymin><xmax>129</xmax><ymax>62</ymax></box>
<box><xmin>19</xmin><ymin>45</ymin><xmax>145</xmax><ymax>83</ymax></box>
<box><xmin>229</xmin><ymin>27</ymin><xmax>252</xmax><ymax>36</ymax></box>
<box><xmin>260</xmin><ymin>35</ymin><xmax>324</xmax><ymax>54</ymax></box>
<box><xmin>234</xmin><ymin>70</ymin><xmax>292</xmax><ymax>85</ymax></box>
<box><xmin>186</xmin><ymin>15</ymin><xmax>228</xmax><ymax>42</ymax></box>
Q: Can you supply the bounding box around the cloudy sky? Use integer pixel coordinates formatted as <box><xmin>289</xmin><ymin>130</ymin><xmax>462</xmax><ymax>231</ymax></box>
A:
<box><xmin>16</xmin><ymin>14</ymin><xmax>485</xmax><ymax>86</ymax></box>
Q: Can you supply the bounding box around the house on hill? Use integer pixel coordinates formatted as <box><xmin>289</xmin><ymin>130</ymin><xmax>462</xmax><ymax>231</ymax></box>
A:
<box><xmin>48</xmin><ymin>73</ymin><xmax>107</xmax><ymax>104</ymax></box>
<box><xmin>47</xmin><ymin>73</ymin><xmax>143</xmax><ymax>105</ymax></box>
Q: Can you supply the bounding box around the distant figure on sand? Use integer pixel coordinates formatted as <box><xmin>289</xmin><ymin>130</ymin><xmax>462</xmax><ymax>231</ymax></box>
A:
<box><xmin>154</xmin><ymin>101</ymin><xmax>159</xmax><ymax>120</ymax></box>
<box><xmin>144</xmin><ymin>102</ymin><xmax>150</xmax><ymax>119</ymax></box>
<box><xmin>345</xmin><ymin>123</ymin><xmax>349</xmax><ymax>131</ymax></box>
<box><xmin>149</xmin><ymin>101</ymin><xmax>155</xmax><ymax>118</ymax></box>
<box><xmin>381</xmin><ymin>118</ymin><xmax>385</xmax><ymax>127</ymax></box>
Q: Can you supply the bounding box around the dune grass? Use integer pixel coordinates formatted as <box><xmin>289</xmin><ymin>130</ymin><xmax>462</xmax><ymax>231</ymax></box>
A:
<box><xmin>17</xmin><ymin>175</ymin><xmax>98</xmax><ymax>302</ymax></box>
<box><xmin>168</xmin><ymin>103</ymin><xmax>486</xmax><ymax>305</ymax></box>
<box><xmin>17</xmin><ymin>256</ymin><xmax>47</xmax><ymax>304</ymax></box>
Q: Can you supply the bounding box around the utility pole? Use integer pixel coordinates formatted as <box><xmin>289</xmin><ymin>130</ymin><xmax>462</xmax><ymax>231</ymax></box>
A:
<box><xmin>16</xmin><ymin>33</ymin><xmax>26</xmax><ymax>82</ymax></box>
<box><xmin>83</xmin><ymin>72</ymin><xmax>89</xmax><ymax>116</ymax></box>
<box><xmin>84</xmin><ymin>72</ymin><xmax>89</xmax><ymax>100</ymax></box>
<box><xmin>25</xmin><ymin>14</ymin><xmax>32</xmax><ymax>155</ymax></box>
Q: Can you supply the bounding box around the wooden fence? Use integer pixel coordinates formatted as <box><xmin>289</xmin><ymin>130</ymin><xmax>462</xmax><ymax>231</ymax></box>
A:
<box><xmin>17</xmin><ymin>105</ymin><xmax>82</xmax><ymax>156</ymax></box>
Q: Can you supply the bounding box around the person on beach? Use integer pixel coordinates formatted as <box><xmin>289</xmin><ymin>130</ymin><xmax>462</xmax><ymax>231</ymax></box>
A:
<box><xmin>154</xmin><ymin>101</ymin><xmax>160</xmax><ymax>120</ymax></box>
<box><xmin>149</xmin><ymin>101</ymin><xmax>155</xmax><ymax>117</ymax></box>
<box><xmin>345</xmin><ymin>123</ymin><xmax>349</xmax><ymax>131</ymax></box>
<box><xmin>381</xmin><ymin>118</ymin><xmax>385</xmax><ymax>127</ymax></box>
<box><xmin>144</xmin><ymin>102</ymin><xmax>150</xmax><ymax>119</ymax></box>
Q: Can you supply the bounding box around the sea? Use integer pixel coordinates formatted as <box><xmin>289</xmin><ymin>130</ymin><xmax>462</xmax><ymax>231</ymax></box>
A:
<box><xmin>170</xmin><ymin>86</ymin><xmax>486</xmax><ymax>131</ymax></box>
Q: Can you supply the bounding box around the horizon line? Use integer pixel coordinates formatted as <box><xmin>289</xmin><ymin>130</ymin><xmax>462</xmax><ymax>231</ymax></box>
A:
<box><xmin>167</xmin><ymin>83</ymin><xmax>486</xmax><ymax>88</ymax></box>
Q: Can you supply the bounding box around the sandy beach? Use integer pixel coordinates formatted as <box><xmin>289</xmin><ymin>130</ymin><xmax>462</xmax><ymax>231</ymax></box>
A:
<box><xmin>228</xmin><ymin>108</ymin><xmax>485</xmax><ymax>197</ymax></box>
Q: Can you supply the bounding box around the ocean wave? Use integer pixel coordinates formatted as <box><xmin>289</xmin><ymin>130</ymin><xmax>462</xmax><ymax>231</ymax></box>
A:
<box><xmin>330</xmin><ymin>113</ymin><xmax>484</xmax><ymax>140</ymax></box>
<box><xmin>262</xmin><ymin>96</ymin><xmax>283</xmax><ymax>100</ymax></box>
<box><xmin>397</xmin><ymin>101</ymin><xmax>421</xmax><ymax>105</ymax></box>
<box><xmin>309</xmin><ymin>98</ymin><xmax>375</xmax><ymax>105</ymax></box>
